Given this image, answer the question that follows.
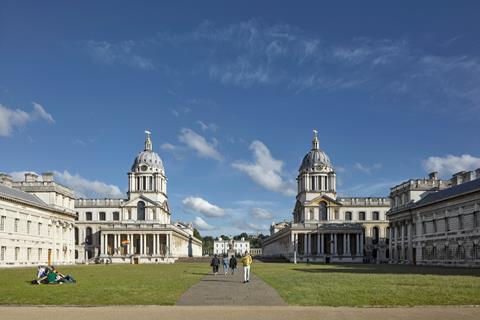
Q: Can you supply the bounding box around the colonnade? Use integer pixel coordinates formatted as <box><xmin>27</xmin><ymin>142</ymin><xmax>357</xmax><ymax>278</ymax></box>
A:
<box><xmin>100</xmin><ymin>232</ymin><xmax>171</xmax><ymax>256</ymax></box>
<box><xmin>389</xmin><ymin>221</ymin><xmax>413</xmax><ymax>263</ymax></box>
<box><xmin>292</xmin><ymin>231</ymin><xmax>364</xmax><ymax>257</ymax></box>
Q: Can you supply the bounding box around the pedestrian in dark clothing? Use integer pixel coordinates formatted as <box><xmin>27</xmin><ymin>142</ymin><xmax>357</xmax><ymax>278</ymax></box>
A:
<box><xmin>210</xmin><ymin>254</ymin><xmax>220</xmax><ymax>275</ymax></box>
<box><xmin>229</xmin><ymin>255</ymin><xmax>237</xmax><ymax>275</ymax></box>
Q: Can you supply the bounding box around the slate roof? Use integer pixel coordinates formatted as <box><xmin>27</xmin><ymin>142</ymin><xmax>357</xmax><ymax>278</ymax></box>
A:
<box><xmin>0</xmin><ymin>183</ymin><xmax>48</xmax><ymax>208</ymax></box>
<box><xmin>414</xmin><ymin>178</ymin><xmax>480</xmax><ymax>208</ymax></box>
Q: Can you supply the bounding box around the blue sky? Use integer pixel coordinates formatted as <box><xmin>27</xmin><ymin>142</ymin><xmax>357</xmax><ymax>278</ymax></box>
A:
<box><xmin>1</xmin><ymin>1</ymin><xmax>480</xmax><ymax>236</ymax></box>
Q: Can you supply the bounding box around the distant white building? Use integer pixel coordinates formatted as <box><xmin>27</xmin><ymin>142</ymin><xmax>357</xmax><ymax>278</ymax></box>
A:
<box><xmin>0</xmin><ymin>173</ymin><xmax>76</xmax><ymax>268</ymax></box>
<box><xmin>213</xmin><ymin>237</ymin><xmax>250</xmax><ymax>256</ymax></box>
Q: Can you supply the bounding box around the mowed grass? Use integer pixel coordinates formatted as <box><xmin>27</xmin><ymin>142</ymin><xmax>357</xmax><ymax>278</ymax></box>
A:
<box><xmin>253</xmin><ymin>263</ymin><xmax>480</xmax><ymax>306</ymax></box>
<box><xmin>0</xmin><ymin>263</ymin><xmax>209</xmax><ymax>305</ymax></box>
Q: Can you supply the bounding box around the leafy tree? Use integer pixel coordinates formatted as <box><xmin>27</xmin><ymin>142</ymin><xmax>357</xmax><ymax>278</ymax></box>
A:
<box><xmin>193</xmin><ymin>228</ymin><xmax>202</xmax><ymax>241</ymax></box>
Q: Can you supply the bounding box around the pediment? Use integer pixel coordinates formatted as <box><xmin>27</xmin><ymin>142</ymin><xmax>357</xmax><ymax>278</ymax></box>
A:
<box><xmin>122</xmin><ymin>194</ymin><xmax>163</xmax><ymax>208</ymax></box>
<box><xmin>306</xmin><ymin>195</ymin><xmax>342</xmax><ymax>207</ymax></box>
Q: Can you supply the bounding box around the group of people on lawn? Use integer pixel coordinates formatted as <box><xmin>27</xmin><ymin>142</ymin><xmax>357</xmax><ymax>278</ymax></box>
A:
<box><xmin>33</xmin><ymin>265</ymin><xmax>76</xmax><ymax>284</ymax></box>
<box><xmin>210</xmin><ymin>251</ymin><xmax>253</xmax><ymax>283</ymax></box>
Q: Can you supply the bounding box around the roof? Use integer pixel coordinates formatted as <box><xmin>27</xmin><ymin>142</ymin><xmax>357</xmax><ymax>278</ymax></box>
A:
<box><xmin>0</xmin><ymin>184</ymin><xmax>48</xmax><ymax>208</ymax></box>
<box><xmin>414</xmin><ymin>178</ymin><xmax>480</xmax><ymax>208</ymax></box>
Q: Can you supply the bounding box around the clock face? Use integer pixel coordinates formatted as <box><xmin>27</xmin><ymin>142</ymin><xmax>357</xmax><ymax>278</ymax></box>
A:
<box><xmin>141</xmin><ymin>165</ymin><xmax>148</xmax><ymax>171</ymax></box>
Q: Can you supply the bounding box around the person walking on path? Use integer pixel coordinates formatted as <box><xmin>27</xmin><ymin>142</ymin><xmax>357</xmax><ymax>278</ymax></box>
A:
<box><xmin>241</xmin><ymin>251</ymin><xmax>252</xmax><ymax>283</ymax></box>
<box><xmin>210</xmin><ymin>254</ymin><xmax>220</xmax><ymax>276</ymax></box>
<box><xmin>222</xmin><ymin>254</ymin><xmax>229</xmax><ymax>275</ymax></box>
<box><xmin>229</xmin><ymin>255</ymin><xmax>237</xmax><ymax>275</ymax></box>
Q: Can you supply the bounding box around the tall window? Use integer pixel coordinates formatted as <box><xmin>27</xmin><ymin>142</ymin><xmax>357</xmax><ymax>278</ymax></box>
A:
<box><xmin>1</xmin><ymin>246</ymin><xmax>5</xmax><ymax>261</ymax></box>
<box><xmin>113</xmin><ymin>212</ymin><xmax>120</xmax><ymax>221</ymax></box>
<box><xmin>345</xmin><ymin>211</ymin><xmax>352</xmax><ymax>221</ymax></box>
<box><xmin>458</xmin><ymin>215</ymin><xmax>463</xmax><ymax>230</ymax></box>
<box><xmin>311</xmin><ymin>176</ymin><xmax>316</xmax><ymax>190</ymax></box>
<box><xmin>475</xmin><ymin>211</ymin><xmax>480</xmax><ymax>228</ymax></box>
<box><xmin>27</xmin><ymin>221</ymin><xmax>31</xmax><ymax>234</ymax></box>
<box><xmin>85</xmin><ymin>227</ymin><xmax>92</xmax><ymax>245</ymax></box>
<box><xmin>85</xmin><ymin>212</ymin><xmax>92</xmax><ymax>221</ymax></box>
<box><xmin>372</xmin><ymin>211</ymin><xmax>380</xmax><ymax>220</ymax></box>
<box><xmin>14</xmin><ymin>218</ymin><xmax>19</xmax><ymax>232</ymax></box>
<box><xmin>319</xmin><ymin>202</ymin><xmax>327</xmax><ymax>220</ymax></box>
<box><xmin>38</xmin><ymin>223</ymin><xmax>42</xmax><ymax>235</ymax></box>
<box><xmin>137</xmin><ymin>201</ymin><xmax>146</xmax><ymax>220</ymax></box>
<box><xmin>358</xmin><ymin>212</ymin><xmax>366</xmax><ymax>221</ymax></box>
<box><xmin>75</xmin><ymin>212</ymin><xmax>79</xmax><ymax>221</ymax></box>
<box><xmin>27</xmin><ymin>247</ymin><xmax>32</xmax><ymax>261</ymax></box>
<box><xmin>372</xmin><ymin>226</ymin><xmax>379</xmax><ymax>243</ymax></box>
<box><xmin>149</xmin><ymin>176</ymin><xmax>153</xmax><ymax>190</ymax></box>
<box><xmin>99</xmin><ymin>212</ymin><xmax>106</xmax><ymax>221</ymax></box>
<box><xmin>15</xmin><ymin>247</ymin><xmax>19</xmax><ymax>260</ymax></box>
<box><xmin>38</xmin><ymin>248</ymin><xmax>42</xmax><ymax>260</ymax></box>
<box><xmin>0</xmin><ymin>216</ymin><xmax>5</xmax><ymax>231</ymax></box>
<box><xmin>75</xmin><ymin>227</ymin><xmax>79</xmax><ymax>245</ymax></box>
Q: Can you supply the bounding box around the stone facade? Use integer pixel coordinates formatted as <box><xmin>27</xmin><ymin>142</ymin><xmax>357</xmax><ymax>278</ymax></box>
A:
<box><xmin>74</xmin><ymin>132</ymin><xmax>202</xmax><ymax>264</ymax></box>
<box><xmin>0</xmin><ymin>173</ymin><xmax>76</xmax><ymax>267</ymax></box>
<box><xmin>213</xmin><ymin>237</ymin><xmax>250</xmax><ymax>256</ymax></box>
<box><xmin>388</xmin><ymin>170</ymin><xmax>480</xmax><ymax>267</ymax></box>
<box><xmin>262</xmin><ymin>131</ymin><xmax>390</xmax><ymax>263</ymax></box>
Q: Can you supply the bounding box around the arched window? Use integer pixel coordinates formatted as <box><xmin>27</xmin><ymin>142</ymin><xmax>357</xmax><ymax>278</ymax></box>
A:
<box><xmin>319</xmin><ymin>202</ymin><xmax>327</xmax><ymax>220</ymax></box>
<box><xmin>85</xmin><ymin>227</ymin><xmax>92</xmax><ymax>245</ymax></box>
<box><xmin>113</xmin><ymin>212</ymin><xmax>120</xmax><ymax>221</ymax></box>
<box><xmin>345</xmin><ymin>211</ymin><xmax>352</xmax><ymax>221</ymax></box>
<box><xmin>75</xmin><ymin>227</ymin><xmax>79</xmax><ymax>245</ymax></box>
<box><xmin>137</xmin><ymin>201</ymin><xmax>146</xmax><ymax>220</ymax></box>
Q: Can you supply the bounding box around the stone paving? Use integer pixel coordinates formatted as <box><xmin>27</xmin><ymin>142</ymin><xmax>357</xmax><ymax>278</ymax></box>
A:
<box><xmin>176</xmin><ymin>266</ymin><xmax>287</xmax><ymax>306</ymax></box>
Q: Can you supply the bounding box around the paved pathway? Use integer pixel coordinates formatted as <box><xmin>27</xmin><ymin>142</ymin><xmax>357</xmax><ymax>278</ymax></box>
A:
<box><xmin>1</xmin><ymin>306</ymin><xmax>479</xmax><ymax>320</ymax></box>
<box><xmin>176</xmin><ymin>267</ymin><xmax>287</xmax><ymax>306</ymax></box>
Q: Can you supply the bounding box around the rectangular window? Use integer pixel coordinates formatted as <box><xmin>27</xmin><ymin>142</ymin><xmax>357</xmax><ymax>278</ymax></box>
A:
<box><xmin>15</xmin><ymin>247</ymin><xmax>20</xmax><ymax>260</ymax></box>
<box><xmin>99</xmin><ymin>212</ymin><xmax>106</xmax><ymax>221</ymax></box>
<box><xmin>27</xmin><ymin>247</ymin><xmax>31</xmax><ymax>261</ymax></box>
<box><xmin>358</xmin><ymin>212</ymin><xmax>365</xmax><ymax>221</ymax></box>
<box><xmin>458</xmin><ymin>215</ymin><xmax>463</xmax><ymax>230</ymax></box>
<box><xmin>433</xmin><ymin>220</ymin><xmax>437</xmax><ymax>233</ymax></box>
<box><xmin>0</xmin><ymin>216</ymin><xmax>5</xmax><ymax>231</ymax></box>
<box><xmin>422</xmin><ymin>222</ymin><xmax>426</xmax><ymax>234</ymax></box>
<box><xmin>86</xmin><ymin>212</ymin><xmax>92</xmax><ymax>221</ymax></box>
<box><xmin>38</xmin><ymin>223</ymin><xmax>42</xmax><ymax>235</ymax></box>
<box><xmin>475</xmin><ymin>211</ymin><xmax>480</xmax><ymax>228</ymax></box>
<box><xmin>372</xmin><ymin>211</ymin><xmax>379</xmax><ymax>220</ymax></box>
<box><xmin>113</xmin><ymin>212</ymin><xmax>120</xmax><ymax>221</ymax></box>
<box><xmin>0</xmin><ymin>246</ymin><xmax>5</xmax><ymax>260</ymax></box>
<box><xmin>27</xmin><ymin>221</ymin><xmax>31</xmax><ymax>234</ymax></box>
<box><xmin>38</xmin><ymin>248</ymin><xmax>42</xmax><ymax>260</ymax></box>
<box><xmin>14</xmin><ymin>218</ymin><xmax>19</xmax><ymax>232</ymax></box>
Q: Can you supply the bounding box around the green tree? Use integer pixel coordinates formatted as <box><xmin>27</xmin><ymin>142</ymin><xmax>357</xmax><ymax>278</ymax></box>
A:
<box><xmin>193</xmin><ymin>228</ymin><xmax>202</xmax><ymax>241</ymax></box>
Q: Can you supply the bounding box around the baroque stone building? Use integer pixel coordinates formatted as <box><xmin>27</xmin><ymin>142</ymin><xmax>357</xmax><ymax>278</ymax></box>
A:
<box><xmin>388</xmin><ymin>170</ymin><xmax>480</xmax><ymax>266</ymax></box>
<box><xmin>74</xmin><ymin>132</ymin><xmax>202</xmax><ymax>264</ymax></box>
<box><xmin>0</xmin><ymin>173</ymin><xmax>76</xmax><ymax>267</ymax></box>
<box><xmin>262</xmin><ymin>131</ymin><xmax>390</xmax><ymax>263</ymax></box>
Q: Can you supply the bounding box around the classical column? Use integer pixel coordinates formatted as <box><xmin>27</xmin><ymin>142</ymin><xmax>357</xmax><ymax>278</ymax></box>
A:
<box><xmin>356</xmin><ymin>234</ymin><xmax>360</xmax><ymax>255</ymax></box>
<box><xmin>307</xmin><ymin>234</ymin><xmax>311</xmax><ymax>255</ymax></box>
<box><xmin>303</xmin><ymin>234</ymin><xmax>308</xmax><ymax>256</ymax></box>
<box><xmin>153</xmin><ymin>234</ymin><xmax>157</xmax><ymax>255</ymax></box>
<box><xmin>320</xmin><ymin>233</ymin><xmax>324</xmax><ymax>255</ymax></box>
<box><xmin>400</xmin><ymin>223</ymin><xmax>405</xmax><ymax>261</ymax></box>
<box><xmin>389</xmin><ymin>227</ymin><xmax>393</xmax><ymax>262</ymax></box>
<box><xmin>317</xmin><ymin>233</ymin><xmax>321</xmax><ymax>255</ymax></box>
<box><xmin>343</xmin><ymin>234</ymin><xmax>347</xmax><ymax>255</ymax></box>
<box><xmin>167</xmin><ymin>234</ymin><xmax>171</xmax><ymax>254</ymax></box>
<box><xmin>346</xmin><ymin>234</ymin><xmax>351</xmax><ymax>255</ymax></box>
<box><xmin>407</xmin><ymin>223</ymin><xmax>413</xmax><ymax>263</ymax></box>
<box><xmin>332</xmin><ymin>234</ymin><xmax>337</xmax><ymax>255</ymax></box>
<box><xmin>360</xmin><ymin>232</ymin><xmax>364</xmax><ymax>256</ymax></box>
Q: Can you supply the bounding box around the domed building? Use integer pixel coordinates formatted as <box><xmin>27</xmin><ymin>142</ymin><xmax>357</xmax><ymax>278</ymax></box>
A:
<box><xmin>263</xmin><ymin>130</ymin><xmax>390</xmax><ymax>263</ymax></box>
<box><xmin>74</xmin><ymin>132</ymin><xmax>202</xmax><ymax>264</ymax></box>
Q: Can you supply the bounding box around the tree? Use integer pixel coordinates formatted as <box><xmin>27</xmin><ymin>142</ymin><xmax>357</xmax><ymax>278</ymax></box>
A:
<box><xmin>193</xmin><ymin>228</ymin><xmax>202</xmax><ymax>241</ymax></box>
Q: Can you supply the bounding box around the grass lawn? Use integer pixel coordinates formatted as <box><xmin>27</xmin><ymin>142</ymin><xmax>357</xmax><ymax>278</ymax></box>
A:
<box><xmin>253</xmin><ymin>263</ymin><xmax>480</xmax><ymax>306</ymax></box>
<box><xmin>0</xmin><ymin>263</ymin><xmax>209</xmax><ymax>305</ymax></box>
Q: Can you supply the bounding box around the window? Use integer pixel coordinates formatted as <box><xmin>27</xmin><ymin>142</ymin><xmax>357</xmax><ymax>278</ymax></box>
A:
<box><xmin>85</xmin><ymin>212</ymin><xmax>92</xmax><ymax>221</ymax></box>
<box><xmin>75</xmin><ymin>228</ymin><xmax>79</xmax><ymax>245</ymax></box>
<box><xmin>27</xmin><ymin>221</ymin><xmax>31</xmax><ymax>234</ymax></box>
<box><xmin>1</xmin><ymin>246</ymin><xmax>5</xmax><ymax>261</ymax></box>
<box><xmin>0</xmin><ymin>216</ymin><xmax>5</xmax><ymax>231</ymax></box>
<box><xmin>475</xmin><ymin>211</ymin><xmax>480</xmax><ymax>229</ymax></box>
<box><xmin>319</xmin><ymin>202</ymin><xmax>327</xmax><ymax>220</ymax></box>
<box><xmin>345</xmin><ymin>211</ymin><xmax>352</xmax><ymax>221</ymax></box>
<box><xmin>27</xmin><ymin>247</ymin><xmax>31</xmax><ymax>261</ymax></box>
<box><xmin>14</xmin><ymin>218</ymin><xmax>19</xmax><ymax>232</ymax></box>
<box><xmin>311</xmin><ymin>176</ymin><xmax>315</xmax><ymax>190</ymax></box>
<box><xmin>422</xmin><ymin>222</ymin><xmax>426</xmax><ymax>234</ymax></box>
<box><xmin>38</xmin><ymin>223</ymin><xmax>42</xmax><ymax>235</ymax></box>
<box><xmin>458</xmin><ymin>215</ymin><xmax>463</xmax><ymax>230</ymax></box>
<box><xmin>113</xmin><ymin>212</ymin><xmax>120</xmax><ymax>221</ymax></box>
<box><xmin>99</xmin><ymin>212</ymin><xmax>106</xmax><ymax>221</ymax></box>
<box><xmin>75</xmin><ymin>212</ymin><xmax>79</xmax><ymax>221</ymax></box>
<box><xmin>85</xmin><ymin>227</ymin><xmax>92</xmax><ymax>245</ymax></box>
<box><xmin>15</xmin><ymin>247</ymin><xmax>19</xmax><ymax>260</ymax></box>
<box><xmin>433</xmin><ymin>220</ymin><xmax>437</xmax><ymax>233</ymax></box>
<box><xmin>334</xmin><ymin>210</ymin><xmax>339</xmax><ymax>220</ymax></box>
<box><xmin>445</xmin><ymin>218</ymin><xmax>449</xmax><ymax>232</ymax></box>
<box><xmin>372</xmin><ymin>211</ymin><xmax>380</xmax><ymax>220</ymax></box>
<box><xmin>309</xmin><ymin>209</ymin><xmax>314</xmax><ymax>220</ymax></box>
<box><xmin>149</xmin><ymin>176</ymin><xmax>153</xmax><ymax>190</ymax></box>
<box><xmin>358</xmin><ymin>212</ymin><xmax>366</xmax><ymax>221</ymax></box>
<box><xmin>38</xmin><ymin>248</ymin><xmax>42</xmax><ymax>260</ymax></box>
<box><xmin>372</xmin><ymin>227</ymin><xmax>379</xmax><ymax>243</ymax></box>
<box><xmin>137</xmin><ymin>201</ymin><xmax>146</xmax><ymax>220</ymax></box>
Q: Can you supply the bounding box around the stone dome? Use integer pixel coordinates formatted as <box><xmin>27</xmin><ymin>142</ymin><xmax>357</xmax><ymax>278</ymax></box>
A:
<box><xmin>299</xmin><ymin>130</ymin><xmax>332</xmax><ymax>172</ymax></box>
<box><xmin>131</xmin><ymin>131</ymin><xmax>164</xmax><ymax>172</ymax></box>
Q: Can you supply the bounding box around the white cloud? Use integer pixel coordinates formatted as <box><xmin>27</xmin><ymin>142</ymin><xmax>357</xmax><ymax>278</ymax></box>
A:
<box><xmin>354</xmin><ymin>162</ymin><xmax>382</xmax><ymax>174</ymax></box>
<box><xmin>0</xmin><ymin>102</ymin><xmax>54</xmax><ymax>137</ymax></box>
<box><xmin>250</xmin><ymin>207</ymin><xmax>274</xmax><ymax>220</ymax></box>
<box><xmin>194</xmin><ymin>216</ymin><xmax>218</xmax><ymax>231</ymax></box>
<box><xmin>197</xmin><ymin>120</ymin><xmax>218</xmax><ymax>132</ymax></box>
<box><xmin>8</xmin><ymin>171</ymin><xmax>40</xmax><ymax>182</ymax></box>
<box><xmin>182</xmin><ymin>196</ymin><xmax>226</xmax><ymax>217</ymax></box>
<box><xmin>178</xmin><ymin>128</ymin><xmax>223</xmax><ymax>161</ymax></box>
<box><xmin>233</xmin><ymin>219</ymin><xmax>269</xmax><ymax>232</ymax></box>
<box><xmin>338</xmin><ymin>181</ymin><xmax>399</xmax><ymax>197</ymax></box>
<box><xmin>232</xmin><ymin>140</ymin><xmax>295</xmax><ymax>196</ymax></box>
<box><xmin>84</xmin><ymin>40</ymin><xmax>154</xmax><ymax>70</ymax></box>
<box><xmin>53</xmin><ymin>170</ymin><xmax>123</xmax><ymax>198</ymax></box>
<box><xmin>423</xmin><ymin>154</ymin><xmax>480</xmax><ymax>177</ymax></box>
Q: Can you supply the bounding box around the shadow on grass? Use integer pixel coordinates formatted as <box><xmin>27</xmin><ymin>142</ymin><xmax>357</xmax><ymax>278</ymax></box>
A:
<box><xmin>292</xmin><ymin>264</ymin><xmax>480</xmax><ymax>277</ymax></box>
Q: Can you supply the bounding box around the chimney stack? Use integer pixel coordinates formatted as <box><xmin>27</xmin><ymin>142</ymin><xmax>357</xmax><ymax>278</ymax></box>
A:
<box><xmin>25</xmin><ymin>172</ymin><xmax>38</xmax><ymax>182</ymax></box>
<box><xmin>42</xmin><ymin>172</ymin><xmax>54</xmax><ymax>182</ymax></box>
<box><xmin>451</xmin><ymin>171</ymin><xmax>466</xmax><ymax>186</ymax></box>
<box><xmin>0</xmin><ymin>174</ymin><xmax>13</xmax><ymax>187</ymax></box>
<box><xmin>428</xmin><ymin>172</ymin><xmax>439</xmax><ymax>180</ymax></box>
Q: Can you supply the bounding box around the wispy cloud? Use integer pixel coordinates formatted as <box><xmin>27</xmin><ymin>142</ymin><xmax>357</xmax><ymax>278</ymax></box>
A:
<box><xmin>0</xmin><ymin>102</ymin><xmax>54</xmax><ymax>137</ymax></box>
<box><xmin>194</xmin><ymin>216</ymin><xmax>218</xmax><ymax>231</ymax></box>
<box><xmin>53</xmin><ymin>170</ymin><xmax>123</xmax><ymax>198</ymax></box>
<box><xmin>249</xmin><ymin>207</ymin><xmax>275</xmax><ymax>220</ymax></box>
<box><xmin>182</xmin><ymin>196</ymin><xmax>226</xmax><ymax>217</ymax></box>
<box><xmin>232</xmin><ymin>140</ymin><xmax>295</xmax><ymax>196</ymax></box>
<box><xmin>423</xmin><ymin>154</ymin><xmax>480</xmax><ymax>178</ymax></box>
<box><xmin>178</xmin><ymin>128</ymin><xmax>223</xmax><ymax>161</ymax></box>
<box><xmin>354</xmin><ymin>162</ymin><xmax>382</xmax><ymax>174</ymax></box>
<box><xmin>83</xmin><ymin>40</ymin><xmax>154</xmax><ymax>70</ymax></box>
<box><xmin>197</xmin><ymin>120</ymin><xmax>218</xmax><ymax>132</ymax></box>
